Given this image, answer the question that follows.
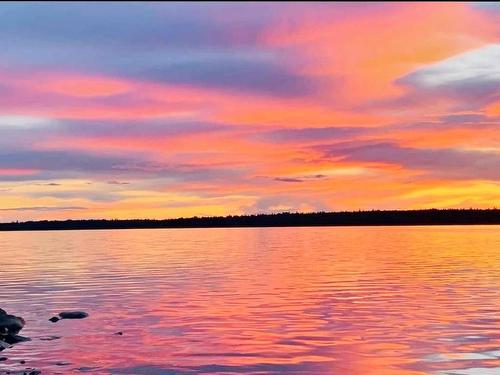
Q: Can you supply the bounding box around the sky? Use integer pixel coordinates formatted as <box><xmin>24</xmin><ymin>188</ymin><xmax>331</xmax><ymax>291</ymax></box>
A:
<box><xmin>0</xmin><ymin>2</ymin><xmax>499</xmax><ymax>222</ymax></box>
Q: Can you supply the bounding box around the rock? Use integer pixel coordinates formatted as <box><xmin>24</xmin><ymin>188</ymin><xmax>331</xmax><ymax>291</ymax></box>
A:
<box><xmin>50</xmin><ymin>311</ymin><xmax>89</xmax><ymax>322</ymax></box>
<box><xmin>0</xmin><ymin>310</ymin><xmax>25</xmax><ymax>337</ymax></box>
<box><xmin>114</xmin><ymin>331</ymin><xmax>123</xmax><ymax>336</ymax></box>
<box><xmin>59</xmin><ymin>311</ymin><xmax>88</xmax><ymax>320</ymax></box>
<box><xmin>0</xmin><ymin>309</ymin><xmax>27</xmax><ymax>351</ymax></box>
<box><xmin>3</xmin><ymin>335</ymin><xmax>31</xmax><ymax>345</ymax></box>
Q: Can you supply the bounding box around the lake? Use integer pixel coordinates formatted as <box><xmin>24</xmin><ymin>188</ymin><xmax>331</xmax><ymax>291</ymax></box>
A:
<box><xmin>0</xmin><ymin>226</ymin><xmax>499</xmax><ymax>374</ymax></box>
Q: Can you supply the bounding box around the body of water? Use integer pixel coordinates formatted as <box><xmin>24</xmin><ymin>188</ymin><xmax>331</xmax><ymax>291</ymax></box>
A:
<box><xmin>0</xmin><ymin>226</ymin><xmax>499</xmax><ymax>374</ymax></box>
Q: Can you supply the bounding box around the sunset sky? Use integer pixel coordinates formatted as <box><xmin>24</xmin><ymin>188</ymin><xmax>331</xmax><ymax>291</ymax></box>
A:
<box><xmin>0</xmin><ymin>2</ymin><xmax>499</xmax><ymax>221</ymax></box>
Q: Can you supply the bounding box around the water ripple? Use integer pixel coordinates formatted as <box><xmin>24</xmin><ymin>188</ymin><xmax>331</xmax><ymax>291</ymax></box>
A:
<box><xmin>0</xmin><ymin>226</ymin><xmax>499</xmax><ymax>374</ymax></box>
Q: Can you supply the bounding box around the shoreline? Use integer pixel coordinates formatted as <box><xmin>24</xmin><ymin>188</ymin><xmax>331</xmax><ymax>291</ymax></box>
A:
<box><xmin>1</xmin><ymin>209</ymin><xmax>499</xmax><ymax>232</ymax></box>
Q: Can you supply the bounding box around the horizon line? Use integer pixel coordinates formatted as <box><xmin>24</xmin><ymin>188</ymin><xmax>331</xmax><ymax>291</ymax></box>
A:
<box><xmin>1</xmin><ymin>208</ymin><xmax>499</xmax><ymax>231</ymax></box>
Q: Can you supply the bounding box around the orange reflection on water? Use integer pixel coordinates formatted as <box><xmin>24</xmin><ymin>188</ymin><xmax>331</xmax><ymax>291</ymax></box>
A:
<box><xmin>0</xmin><ymin>226</ymin><xmax>499</xmax><ymax>374</ymax></box>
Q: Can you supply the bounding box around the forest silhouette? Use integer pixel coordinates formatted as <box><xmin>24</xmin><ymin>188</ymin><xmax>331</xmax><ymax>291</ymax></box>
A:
<box><xmin>0</xmin><ymin>208</ymin><xmax>498</xmax><ymax>231</ymax></box>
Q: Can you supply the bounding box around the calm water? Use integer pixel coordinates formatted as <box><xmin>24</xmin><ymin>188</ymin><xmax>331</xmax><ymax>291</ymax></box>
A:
<box><xmin>0</xmin><ymin>226</ymin><xmax>499</xmax><ymax>375</ymax></box>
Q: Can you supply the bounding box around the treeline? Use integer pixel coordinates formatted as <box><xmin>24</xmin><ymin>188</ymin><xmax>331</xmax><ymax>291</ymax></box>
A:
<box><xmin>0</xmin><ymin>208</ymin><xmax>498</xmax><ymax>231</ymax></box>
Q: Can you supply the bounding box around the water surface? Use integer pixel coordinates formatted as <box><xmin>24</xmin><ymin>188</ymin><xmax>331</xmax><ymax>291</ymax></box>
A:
<box><xmin>1</xmin><ymin>226</ymin><xmax>499</xmax><ymax>374</ymax></box>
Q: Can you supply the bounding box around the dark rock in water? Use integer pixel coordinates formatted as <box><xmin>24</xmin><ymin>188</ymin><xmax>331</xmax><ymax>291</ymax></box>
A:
<box><xmin>0</xmin><ymin>356</ymin><xmax>6</xmax><ymax>361</ymax></box>
<box><xmin>114</xmin><ymin>331</ymin><xmax>123</xmax><ymax>336</ymax></box>
<box><xmin>3</xmin><ymin>335</ymin><xmax>31</xmax><ymax>345</ymax></box>
<box><xmin>59</xmin><ymin>311</ymin><xmax>88</xmax><ymax>320</ymax></box>
<box><xmin>0</xmin><ymin>309</ymin><xmax>27</xmax><ymax>351</ymax></box>
<box><xmin>19</xmin><ymin>360</ymin><xmax>25</xmax><ymax>364</ymax></box>
<box><xmin>50</xmin><ymin>311</ymin><xmax>89</xmax><ymax>322</ymax></box>
<box><xmin>0</xmin><ymin>309</ymin><xmax>25</xmax><ymax>337</ymax></box>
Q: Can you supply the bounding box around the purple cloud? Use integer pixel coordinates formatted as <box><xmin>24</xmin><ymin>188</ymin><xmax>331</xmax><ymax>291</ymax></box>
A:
<box><xmin>0</xmin><ymin>3</ymin><xmax>326</xmax><ymax>97</ymax></box>
<box><xmin>243</xmin><ymin>195</ymin><xmax>329</xmax><ymax>214</ymax></box>
<box><xmin>258</xmin><ymin>126</ymin><xmax>367</xmax><ymax>143</ymax></box>
<box><xmin>319</xmin><ymin>141</ymin><xmax>500</xmax><ymax>180</ymax></box>
<box><xmin>396</xmin><ymin>45</ymin><xmax>500</xmax><ymax>109</ymax></box>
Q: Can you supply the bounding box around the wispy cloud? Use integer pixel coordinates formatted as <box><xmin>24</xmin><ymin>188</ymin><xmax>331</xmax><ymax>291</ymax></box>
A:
<box><xmin>0</xmin><ymin>206</ymin><xmax>86</xmax><ymax>212</ymax></box>
<box><xmin>107</xmin><ymin>180</ymin><xmax>130</xmax><ymax>185</ymax></box>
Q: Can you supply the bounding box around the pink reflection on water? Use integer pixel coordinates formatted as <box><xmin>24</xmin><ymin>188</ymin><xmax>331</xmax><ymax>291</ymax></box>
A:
<box><xmin>0</xmin><ymin>226</ymin><xmax>499</xmax><ymax>374</ymax></box>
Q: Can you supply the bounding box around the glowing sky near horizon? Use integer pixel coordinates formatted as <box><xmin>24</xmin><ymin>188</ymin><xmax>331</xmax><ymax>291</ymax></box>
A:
<box><xmin>0</xmin><ymin>2</ymin><xmax>499</xmax><ymax>221</ymax></box>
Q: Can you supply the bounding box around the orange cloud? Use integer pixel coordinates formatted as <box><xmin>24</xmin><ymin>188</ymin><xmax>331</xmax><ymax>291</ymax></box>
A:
<box><xmin>262</xmin><ymin>3</ymin><xmax>498</xmax><ymax>105</ymax></box>
<box><xmin>34</xmin><ymin>73</ymin><xmax>132</xmax><ymax>97</ymax></box>
<box><xmin>486</xmin><ymin>101</ymin><xmax>500</xmax><ymax>116</ymax></box>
